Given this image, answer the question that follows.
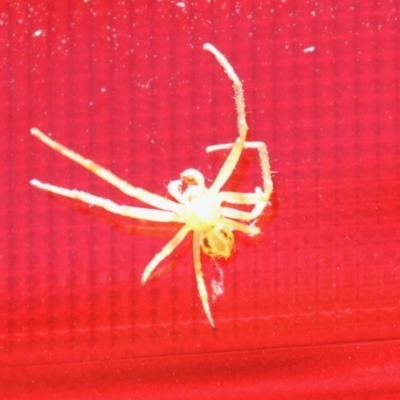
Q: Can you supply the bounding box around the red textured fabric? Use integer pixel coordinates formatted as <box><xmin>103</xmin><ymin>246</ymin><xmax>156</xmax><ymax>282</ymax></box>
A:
<box><xmin>1</xmin><ymin>0</ymin><xmax>400</xmax><ymax>398</ymax></box>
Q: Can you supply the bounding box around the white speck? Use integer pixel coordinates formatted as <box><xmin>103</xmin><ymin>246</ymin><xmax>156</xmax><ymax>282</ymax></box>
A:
<box><xmin>303</xmin><ymin>46</ymin><xmax>315</xmax><ymax>53</ymax></box>
<box><xmin>177</xmin><ymin>2</ymin><xmax>185</xmax><ymax>7</ymax></box>
<box><xmin>101</xmin><ymin>87</ymin><xmax>106</xmax><ymax>92</ymax></box>
<box><xmin>33</xmin><ymin>30</ymin><xmax>43</xmax><ymax>37</ymax></box>
<box><xmin>211</xmin><ymin>266</ymin><xmax>224</xmax><ymax>301</ymax></box>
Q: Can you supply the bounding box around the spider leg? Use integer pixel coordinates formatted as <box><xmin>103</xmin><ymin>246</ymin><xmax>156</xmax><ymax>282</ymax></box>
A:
<box><xmin>203</xmin><ymin>44</ymin><xmax>248</xmax><ymax>194</ymax></box>
<box><xmin>30</xmin><ymin>179</ymin><xmax>183</xmax><ymax>223</ymax></box>
<box><xmin>220</xmin><ymin>190</ymin><xmax>265</xmax><ymax>205</ymax></box>
<box><xmin>167</xmin><ymin>179</ymin><xmax>184</xmax><ymax>203</ymax></box>
<box><xmin>193</xmin><ymin>232</ymin><xmax>215</xmax><ymax>327</ymax></box>
<box><xmin>222</xmin><ymin>218</ymin><xmax>260</xmax><ymax>236</ymax></box>
<box><xmin>31</xmin><ymin>128</ymin><xmax>181</xmax><ymax>213</ymax></box>
<box><xmin>221</xmin><ymin>194</ymin><xmax>266</xmax><ymax>221</ymax></box>
<box><xmin>207</xmin><ymin>141</ymin><xmax>273</xmax><ymax>204</ymax></box>
<box><xmin>141</xmin><ymin>225</ymin><xmax>191</xmax><ymax>284</ymax></box>
<box><xmin>218</xmin><ymin>186</ymin><xmax>268</xmax><ymax>221</ymax></box>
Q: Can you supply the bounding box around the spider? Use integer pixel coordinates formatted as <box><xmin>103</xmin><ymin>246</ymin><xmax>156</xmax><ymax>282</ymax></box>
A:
<box><xmin>30</xmin><ymin>43</ymin><xmax>273</xmax><ymax>328</ymax></box>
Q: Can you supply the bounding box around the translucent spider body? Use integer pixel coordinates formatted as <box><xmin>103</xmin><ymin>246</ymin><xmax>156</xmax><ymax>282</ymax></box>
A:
<box><xmin>30</xmin><ymin>43</ymin><xmax>273</xmax><ymax>327</ymax></box>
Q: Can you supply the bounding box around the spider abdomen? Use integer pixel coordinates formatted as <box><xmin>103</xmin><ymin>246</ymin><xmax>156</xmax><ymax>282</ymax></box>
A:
<box><xmin>201</xmin><ymin>226</ymin><xmax>234</xmax><ymax>258</ymax></box>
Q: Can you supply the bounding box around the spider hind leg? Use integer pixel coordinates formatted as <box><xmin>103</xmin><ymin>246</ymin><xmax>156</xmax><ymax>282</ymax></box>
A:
<box><xmin>141</xmin><ymin>226</ymin><xmax>191</xmax><ymax>284</ymax></box>
<box><xmin>193</xmin><ymin>232</ymin><xmax>215</xmax><ymax>328</ymax></box>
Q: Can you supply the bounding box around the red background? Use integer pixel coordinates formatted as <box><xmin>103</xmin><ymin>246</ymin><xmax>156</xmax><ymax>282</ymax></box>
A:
<box><xmin>1</xmin><ymin>1</ymin><xmax>400</xmax><ymax>398</ymax></box>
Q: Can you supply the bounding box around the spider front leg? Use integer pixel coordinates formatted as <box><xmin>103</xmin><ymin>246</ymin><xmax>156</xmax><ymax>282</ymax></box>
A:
<box><xmin>203</xmin><ymin>44</ymin><xmax>249</xmax><ymax>194</ymax></box>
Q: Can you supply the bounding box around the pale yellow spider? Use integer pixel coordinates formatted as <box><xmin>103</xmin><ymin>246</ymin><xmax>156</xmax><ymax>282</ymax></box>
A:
<box><xmin>30</xmin><ymin>43</ymin><xmax>273</xmax><ymax>327</ymax></box>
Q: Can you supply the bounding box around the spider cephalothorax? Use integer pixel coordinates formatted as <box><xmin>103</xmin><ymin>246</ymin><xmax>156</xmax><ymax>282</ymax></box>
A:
<box><xmin>175</xmin><ymin>168</ymin><xmax>236</xmax><ymax>258</ymax></box>
<box><xmin>30</xmin><ymin>43</ymin><xmax>273</xmax><ymax>327</ymax></box>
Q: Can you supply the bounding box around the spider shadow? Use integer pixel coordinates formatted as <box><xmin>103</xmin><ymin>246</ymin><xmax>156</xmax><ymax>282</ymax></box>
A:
<box><xmin>35</xmin><ymin>190</ymin><xmax>196</xmax><ymax>278</ymax></box>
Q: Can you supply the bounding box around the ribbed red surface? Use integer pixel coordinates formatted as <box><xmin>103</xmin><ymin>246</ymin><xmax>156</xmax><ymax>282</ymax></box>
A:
<box><xmin>1</xmin><ymin>0</ymin><xmax>399</xmax><ymax>398</ymax></box>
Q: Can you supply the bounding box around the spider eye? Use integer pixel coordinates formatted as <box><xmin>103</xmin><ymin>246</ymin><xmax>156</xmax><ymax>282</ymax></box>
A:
<box><xmin>201</xmin><ymin>226</ymin><xmax>234</xmax><ymax>258</ymax></box>
<box><xmin>180</xmin><ymin>168</ymin><xmax>205</xmax><ymax>187</ymax></box>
